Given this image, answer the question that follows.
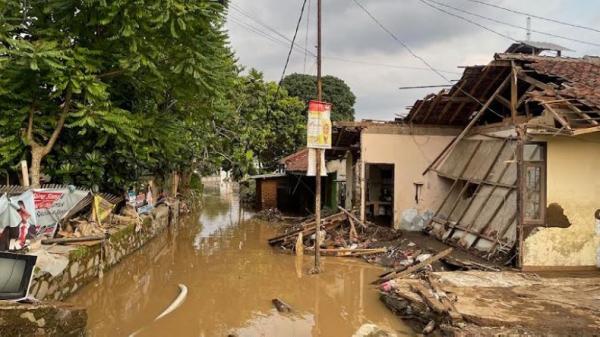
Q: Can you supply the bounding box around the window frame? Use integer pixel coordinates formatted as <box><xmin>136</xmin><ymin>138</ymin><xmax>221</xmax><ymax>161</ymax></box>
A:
<box><xmin>522</xmin><ymin>142</ymin><xmax>547</xmax><ymax>226</ymax></box>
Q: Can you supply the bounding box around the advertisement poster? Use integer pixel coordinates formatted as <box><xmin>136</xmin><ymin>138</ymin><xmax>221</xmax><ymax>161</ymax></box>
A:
<box><xmin>33</xmin><ymin>188</ymin><xmax>89</xmax><ymax>237</ymax></box>
<box><xmin>306</xmin><ymin>100</ymin><xmax>332</xmax><ymax>149</ymax></box>
<box><xmin>0</xmin><ymin>191</ymin><xmax>38</xmax><ymax>246</ymax></box>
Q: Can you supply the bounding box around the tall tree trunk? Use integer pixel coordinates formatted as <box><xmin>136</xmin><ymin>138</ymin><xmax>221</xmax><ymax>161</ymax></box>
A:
<box><xmin>26</xmin><ymin>87</ymin><xmax>72</xmax><ymax>187</ymax></box>
<box><xmin>29</xmin><ymin>146</ymin><xmax>44</xmax><ymax>187</ymax></box>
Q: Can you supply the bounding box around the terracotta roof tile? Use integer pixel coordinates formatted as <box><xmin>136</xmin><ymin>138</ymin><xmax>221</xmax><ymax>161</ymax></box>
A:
<box><xmin>521</xmin><ymin>56</ymin><xmax>600</xmax><ymax>108</ymax></box>
<box><xmin>279</xmin><ymin>148</ymin><xmax>308</xmax><ymax>172</ymax></box>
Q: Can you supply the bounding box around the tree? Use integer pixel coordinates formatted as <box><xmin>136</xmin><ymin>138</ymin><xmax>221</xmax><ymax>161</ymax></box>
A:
<box><xmin>0</xmin><ymin>0</ymin><xmax>235</xmax><ymax>188</ymax></box>
<box><xmin>203</xmin><ymin>69</ymin><xmax>306</xmax><ymax>179</ymax></box>
<box><xmin>280</xmin><ymin>73</ymin><xmax>356</xmax><ymax>121</ymax></box>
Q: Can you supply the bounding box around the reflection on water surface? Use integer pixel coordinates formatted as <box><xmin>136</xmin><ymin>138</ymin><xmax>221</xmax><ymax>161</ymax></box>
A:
<box><xmin>70</xmin><ymin>184</ymin><xmax>413</xmax><ymax>337</ymax></box>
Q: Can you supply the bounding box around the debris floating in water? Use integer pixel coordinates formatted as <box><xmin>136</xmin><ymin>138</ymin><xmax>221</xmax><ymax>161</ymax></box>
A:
<box><xmin>128</xmin><ymin>284</ymin><xmax>189</xmax><ymax>337</ymax></box>
<box><xmin>155</xmin><ymin>284</ymin><xmax>188</xmax><ymax>321</ymax></box>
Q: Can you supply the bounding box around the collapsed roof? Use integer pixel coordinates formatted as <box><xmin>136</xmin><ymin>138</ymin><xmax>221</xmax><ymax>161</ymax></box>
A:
<box><xmin>405</xmin><ymin>53</ymin><xmax>600</xmax><ymax>136</ymax></box>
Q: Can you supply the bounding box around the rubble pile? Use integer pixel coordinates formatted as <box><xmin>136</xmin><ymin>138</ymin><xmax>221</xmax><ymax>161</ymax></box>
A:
<box><xmin>378</xmin><ymin>271</ymin><xmax>600</xmax><ymax>337</ymax></box>
<box><xmin>267</xmin><ymin>208</ymin><xmax>503</xmax><ymax>273</ymax></box>
<box><xmin>56</xmin><ymin>205</ymin><xmax>142</xmax><ymax>241</ymax></box>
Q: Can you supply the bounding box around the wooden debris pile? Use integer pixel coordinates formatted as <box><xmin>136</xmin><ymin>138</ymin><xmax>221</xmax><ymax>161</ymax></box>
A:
<box><xmin>267</xmin><ymin>208</ymin><xmax>388</xmax><ymax>257</ymax></box>
<box><xmin>54</xmin><ymin>205</ymin><xmax>142</xmax><ymax>244</ymax></box>
<box><xmin>379</xmin><ymin>271</ymin><xmax>600</xmax><ymax>336</ymax></box>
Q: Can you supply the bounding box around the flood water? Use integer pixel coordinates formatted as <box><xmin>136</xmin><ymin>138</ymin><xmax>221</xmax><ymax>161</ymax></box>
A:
<box><xmin>69</xmin><ymin>184</ymin><xmax>413</xmax><ymax>337</ymax></box>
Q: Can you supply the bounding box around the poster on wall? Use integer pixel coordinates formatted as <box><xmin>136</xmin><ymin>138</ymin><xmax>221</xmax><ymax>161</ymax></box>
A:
<box><xmin>33</xmin><ymin>188</ymin><xmax>89</xmax><ymax>237</ymax></box>
<box><xmin>306</xmin><ymin>100</ymin><xmax>332</xmax><ymax>149</ymax></box>
<box><xmin>0</xmin><ymin>191</ymin><xmax>38</xmax><ymax>247</ymax></box>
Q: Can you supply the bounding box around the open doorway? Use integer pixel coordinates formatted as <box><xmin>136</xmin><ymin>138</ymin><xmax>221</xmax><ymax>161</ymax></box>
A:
<box><xmin>365</xmin><ymin>163</ymin><xmax>394</xmax><ymax>225</ymax></box>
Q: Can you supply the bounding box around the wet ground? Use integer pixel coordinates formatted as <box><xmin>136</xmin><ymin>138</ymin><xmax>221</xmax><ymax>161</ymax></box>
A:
<box><xmin>69</xmin><ymin>185</ymin><xmax>413</xmax><ymax>337</ymax></box>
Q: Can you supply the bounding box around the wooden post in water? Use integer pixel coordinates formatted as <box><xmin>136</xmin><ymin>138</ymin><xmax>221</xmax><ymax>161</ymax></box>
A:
<box><xmin>313</xmin><ymin>0</ymin><xmax>323</xmax><ymax>273</ymax></box>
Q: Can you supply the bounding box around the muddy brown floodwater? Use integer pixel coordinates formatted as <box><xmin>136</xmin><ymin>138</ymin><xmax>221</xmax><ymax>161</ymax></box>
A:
<box><xmin>69</xmin><ymin>185</ymin><xmax>414</xmax><ymax>337</ymax></box>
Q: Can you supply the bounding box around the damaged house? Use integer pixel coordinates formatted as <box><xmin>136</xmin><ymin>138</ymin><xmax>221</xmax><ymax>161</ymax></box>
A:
<box><xmin>401</xmin><ymin>43</ymin><xmax>600</xmax><ymax>270</ymax></box>
<box><xmin>263</xmin><ymin>42</ymin><xmax>599</xmax><ymax>270</ymax></box>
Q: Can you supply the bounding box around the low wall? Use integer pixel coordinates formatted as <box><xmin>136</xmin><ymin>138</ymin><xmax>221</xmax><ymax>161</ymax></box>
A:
<box><xmin>30</xmin><ymin>201</ymin><xmax>179</xmax><ymax>301</ymax></box>
<box><xmin>0</xmin><ymin>301</ymin><xmax>87</xmax><ymax>337</ymax></box>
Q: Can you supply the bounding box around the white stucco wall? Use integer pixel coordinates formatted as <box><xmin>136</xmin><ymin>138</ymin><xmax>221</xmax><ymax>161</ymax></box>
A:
<box><xmin>360</xmin><ymin>126</ymin><xmax>458</xmax><ymax>227</ymax></box>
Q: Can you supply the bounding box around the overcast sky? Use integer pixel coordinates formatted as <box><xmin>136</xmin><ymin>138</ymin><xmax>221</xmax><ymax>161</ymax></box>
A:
<box><xmin>225</xmin><ymin>0</ymin><xmax>600</xmax><ymax>120</ymax></box>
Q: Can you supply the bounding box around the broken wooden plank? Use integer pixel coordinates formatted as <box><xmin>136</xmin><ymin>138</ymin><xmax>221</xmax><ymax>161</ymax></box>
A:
<box><xmin>338</xmin><ymin>206</ymin><xmax>367</xmax><ymax>228</ymax></box>
<box><xmin>374</xmin><ymin>248</ymin><xmax>453</xmax><ymax>284</ymax></box>
<box><xmin>305</xmin><ymin>247</ymin><xmax>387</xmax><ymax>257</ymax></box>
<box><xmin>41</xmin><ymin>235</ymin><xmax>107</xmax><ymax>245</ymax></box>
<box><xmin>268</xmin><ymin>212</ymin><xmax>346</xmax><ymax>245</ymax></box>
<box><xmin>411</xmin><ymin>283</ymin><xmax>447</xmax><ymax>315</ymax></box>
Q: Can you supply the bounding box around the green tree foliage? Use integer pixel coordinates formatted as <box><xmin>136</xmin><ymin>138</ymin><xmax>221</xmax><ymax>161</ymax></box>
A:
<box><xmin>204</xmin><ymin>69</ymin><xmax>306</xmax><ymax>179</ymax></box>
<box><xmin>0</xmin><ymin>0</ymin><xmax>236</xmax><ymax>190</ymax></box>
<box><xmin>280</xmin><ymin>73</ymin><xmax>356</xmax><ymax>121</ymax></box>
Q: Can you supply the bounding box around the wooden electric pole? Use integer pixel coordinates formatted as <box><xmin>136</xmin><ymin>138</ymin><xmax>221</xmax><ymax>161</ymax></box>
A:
<box><xmin>314</xmin><ymin>0</ymin><xmax>323</xmax><ymax>273</ymax></box>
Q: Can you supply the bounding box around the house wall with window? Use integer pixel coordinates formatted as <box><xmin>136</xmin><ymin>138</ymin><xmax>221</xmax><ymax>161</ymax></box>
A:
<box><xmin>360</xmin><ymin>125</ymin><xmax>458</xmax><ymax>228</ymax></box>
<box><xmin>523</xmin><ymin>133</ymin><xmax>600</xmax><ymax>269</ymax></box>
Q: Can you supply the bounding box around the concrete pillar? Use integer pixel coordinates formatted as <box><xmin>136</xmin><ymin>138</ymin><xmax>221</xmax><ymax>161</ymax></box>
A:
<box><xmin>345</xmin><ymin>151</ymin><xmax>354</xmax><ymax>210</ymax></box>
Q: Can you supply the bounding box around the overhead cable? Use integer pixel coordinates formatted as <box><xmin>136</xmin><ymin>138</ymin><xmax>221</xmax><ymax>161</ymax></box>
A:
<box><xmin>418</xmin><ymin>0</ymin><xmax>517</xmax><ymax>42</ymax></box>
<box><xmin>464</xmin><ymin>0</ymin><xmax>600</xmax><ymax>34</ymax></box>
<box><xmin>229</xmin><ymin>11</ymin><xmax>460</xmax><ymax>75</ymax></box>
<box><xmin>352</xmin><ymin>0</ymin><xmax>505</xmax><ymax>120</ymax></box>
<box><xmin>426</xmin><ymin>0</ymin><xmax>600</xmax><ymax>48</ymax></box>
<box><xmin>278</xmin><ymin>0</ymin><xmax>308</xmax><ymax>90</ymax></box>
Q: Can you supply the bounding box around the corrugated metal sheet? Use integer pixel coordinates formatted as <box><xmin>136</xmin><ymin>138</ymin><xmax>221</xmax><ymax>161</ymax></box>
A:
<box><xmin>429</xmin><ymin>139</ymin><xmax>519</xmax><ymax>261</ymax></box>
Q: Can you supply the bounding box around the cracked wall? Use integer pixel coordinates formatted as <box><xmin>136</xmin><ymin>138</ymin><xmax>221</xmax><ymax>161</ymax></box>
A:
<box><xmin>524</xmin><ymin>134</ymin><xmax>600</xmax><ymax>268</ymax></box>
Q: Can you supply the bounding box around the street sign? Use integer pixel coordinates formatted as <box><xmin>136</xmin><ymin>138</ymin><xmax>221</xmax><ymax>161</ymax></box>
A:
<box><xmin>306</xmin><ymin>100</ymin><xmax>332</xmax><ymax>149</ymax></box>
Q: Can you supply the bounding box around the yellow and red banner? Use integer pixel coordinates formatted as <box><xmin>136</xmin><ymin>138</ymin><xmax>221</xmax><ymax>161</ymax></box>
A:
<box><xmin>92</xmin><ymin>195</ymin><xmax>115</xmax><ymax>227</ymax></box>
<box><xmin>306</xmin><ymin>100</ymin><xmax>332</xmax><ymax>149</ymax></box>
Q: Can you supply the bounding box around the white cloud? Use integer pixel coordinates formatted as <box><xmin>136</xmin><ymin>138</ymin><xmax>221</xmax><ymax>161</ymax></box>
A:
<box><xmin>227</xmin><ymin>0</ymin><xmax>600</xmax><ymax>120</ymax></box>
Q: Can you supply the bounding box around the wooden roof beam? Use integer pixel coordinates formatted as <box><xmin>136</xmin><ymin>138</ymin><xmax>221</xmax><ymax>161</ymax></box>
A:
<box><xmin>435</xmin><ymin>80</ymin><xmax>468</xmax><ymax>123</ymax></box>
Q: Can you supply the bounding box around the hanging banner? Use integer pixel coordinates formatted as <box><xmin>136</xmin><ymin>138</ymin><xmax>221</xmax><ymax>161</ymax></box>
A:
<box><xmin>306</xmin><ymin>148</ymin><xmax>328</xmax><ymax>177</ymax></box>
<box><xmin>306</xmin><ymin>100</ymin><xmax>332</xmax><ymax>149</ymax></box>
<box><xmin>92</xmin><ymin>195</ymin><xmax>115</xmax><ymax>227</ymax></box>
<box><xmin>33</xmin><ymin>188</ymin><xmax>89</xmax><ymax>237</ymax></box>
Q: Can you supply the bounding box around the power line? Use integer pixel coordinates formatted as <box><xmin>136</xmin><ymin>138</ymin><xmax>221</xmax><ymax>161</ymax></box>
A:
<box><xmin>229</xmin><ymin>4</ymin><xmax>295</xmax><ymax>46</ymax></box>
<box><xmin>352</xmin><ymin>0</ymin><xmax>505</xmax><ymax>120</ymax></box>
<box><xmin>228</xmin><ymin>15</ymin><xmax>310</xmax><ymax>57</ymax></box>
<box><xmin>229</xmin><ymin>12</ymin><xmax>463</xmax><ymax>75</ymax></box>
<box><xmin>324</xmin><ymin>56</ymin><xmax>462</xmax><ymax>75</ymax></box>
<box><xmin>229</xmin><ymin>5</ymin><xmax>316</xmax><ymax>57</ymax></box>
<box><xmin>398</xmin><ymin>84</ymin><xmax>452</xmax><ymax>90</ymax></box>
<box><xmin>278</xmin><ymin>0</ymin><xmax>308</xmax><ymax>88</ymax></box>
<box><xmin>426</xmin><ymin>0</ymin><xmax>600</xmax><ymax>48</ymax></box>
<box><xmin>304</xmin><ymin>0</ymin><xmax>312</xmax><ymax>72</ymax></box>
<box><xmin>464</xmin><ymin>0</ymin><xmax>600</xmax><ymax>34</ymax></box>
<box><xmin>418</xmin><ymin>0</ymin><xmax>517</xmax><ymax>42</ymax></box>
<box><xmin>351</xmin><ymin>0</ymin><xmax>455</xmax><ymax>83</ymax></box>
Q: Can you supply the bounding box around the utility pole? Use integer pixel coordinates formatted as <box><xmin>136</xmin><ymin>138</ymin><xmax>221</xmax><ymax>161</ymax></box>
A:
<box><xmin>314</xmin><ymin>0</ymin><xmax>323</xmax><ymax>273</ymax></box>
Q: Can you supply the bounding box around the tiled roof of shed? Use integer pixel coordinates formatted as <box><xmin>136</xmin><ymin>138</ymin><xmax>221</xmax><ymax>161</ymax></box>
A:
<box><xmin>279</xmin><ymin>148</ymin><xmax>308</xmax><ymax>173</ymax></box>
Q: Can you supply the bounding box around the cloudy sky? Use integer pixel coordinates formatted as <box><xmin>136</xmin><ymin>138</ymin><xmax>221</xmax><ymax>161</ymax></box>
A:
<box><xmin>225</xmin><ymin>0</ymin><xmax>600</xmax><ymax>120</ymax></box>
